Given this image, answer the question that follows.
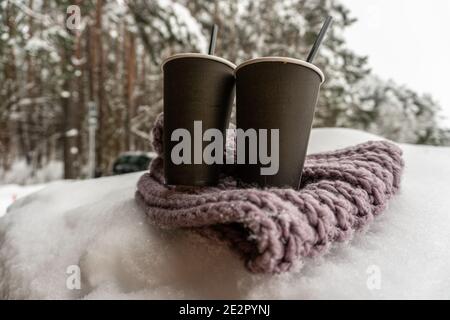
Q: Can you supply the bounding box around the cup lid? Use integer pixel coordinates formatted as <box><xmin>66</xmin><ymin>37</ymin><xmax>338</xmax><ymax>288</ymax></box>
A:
<box><xmin>235</xmin><ymin>57</ymin><xmax>325</xmax><ymax>83</ymax></box>
<box><xmin>161</xmin><ymin>53</ymin><xmax>236</xmax><ymax>71</ymax></box>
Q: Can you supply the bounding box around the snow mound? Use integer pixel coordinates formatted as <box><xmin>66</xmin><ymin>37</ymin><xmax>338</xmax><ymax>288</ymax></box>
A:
<box><xmin>0</xmin><ymin>185</ymin><xmax>45</xmax><ymax>217</ymax></box>
<box><xmin>308</xmin><ymin>127</ymin><xmax>385</xmax><ymax>153</ymax></box>
<box><xmin>1</xmin><ymin>128</ymin><xmax>450</xmax><ymax>299</ymax></box>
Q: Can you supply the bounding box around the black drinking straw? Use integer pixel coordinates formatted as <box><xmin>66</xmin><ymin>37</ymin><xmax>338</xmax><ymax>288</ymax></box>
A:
<box><xmin>306</xmin><ymin>16</ymin><xmax>333</xmax><ymax>63</ymax></box>
<box><xmin>208</xmin><ymin>24</ymin><xmax>218</xmax><ymax>55</ymax></box>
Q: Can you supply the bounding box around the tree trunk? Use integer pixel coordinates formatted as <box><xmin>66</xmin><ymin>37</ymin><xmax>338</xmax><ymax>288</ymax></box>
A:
<box><xmin>61</xmin><ymin>6</ymin><xmax>78</xmax><ymax>179</ymax></box>
<box><xmin>124</xmin><ymin>28</ymin><xmax>136</xmax><ymax>151</ymax></box>
<box><xmin>95</xmin><ymin>0</ymin><xmax>106</xmax><ymax>175</ymax></box>
<box><xmin>74</xmin><ymin>0</ymin><xmax>85</xmax><ymax>175</ymax></box>
<box><xmin>4</xmin><ymin>2</ymin><xmax>20</xmax><ymax>165</ymax></box>
<box><xmin>61</xmin><ymin>46</ymin><xmax>76</xmax><ymax>179</ymax></box>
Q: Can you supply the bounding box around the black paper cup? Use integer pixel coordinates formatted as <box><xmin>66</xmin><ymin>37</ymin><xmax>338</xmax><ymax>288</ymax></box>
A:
<box><xmin>235</xmin><ymin>57</ymin><xmax>325</xmax><ymax>189</ymax></box>
<box><xmin>162</xmin><ymin>53</ymin><xmax>236</xmax><ymax>186</ymax></box>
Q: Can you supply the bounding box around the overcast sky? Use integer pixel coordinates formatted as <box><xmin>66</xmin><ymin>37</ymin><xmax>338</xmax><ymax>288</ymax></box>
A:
<box><xmin>341</xmin><ymin>0</ymin><xmax>450</xmax><ymax>127</ymax></box>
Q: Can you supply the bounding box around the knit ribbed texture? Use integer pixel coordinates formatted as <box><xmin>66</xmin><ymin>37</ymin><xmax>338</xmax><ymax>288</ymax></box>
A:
<box><xmin>135</xmin><ymin>113</ymin><xmax>405</xmax><ymax>274</ymax></box>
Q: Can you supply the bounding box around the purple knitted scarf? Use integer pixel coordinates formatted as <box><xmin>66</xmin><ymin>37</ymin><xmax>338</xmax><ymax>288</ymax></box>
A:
<box><xmin>135</xmin><ymin>114</ymin><xmax>405</xmax><ymax>274</ymax></box>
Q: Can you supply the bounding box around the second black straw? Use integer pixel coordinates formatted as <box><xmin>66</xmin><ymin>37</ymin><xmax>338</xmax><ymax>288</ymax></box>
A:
<box><xmin>208</xmin><ymin>24</ymin><xmax>218</xmax><ymax>55</ymax></box>
<box><xmin>306</xmin><ymin>16</ymin><xmax>333</xmax><ymax>63</ymax></box>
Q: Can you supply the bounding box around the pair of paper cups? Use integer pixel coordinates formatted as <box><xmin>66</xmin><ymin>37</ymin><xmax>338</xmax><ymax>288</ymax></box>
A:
<box><xmin>162</xmin><ymin>53</ymin><xmax>325</xmax><ymax>189</ymax></box>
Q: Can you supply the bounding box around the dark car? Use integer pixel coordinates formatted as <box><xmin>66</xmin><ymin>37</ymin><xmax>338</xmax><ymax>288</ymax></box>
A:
<box><xmin>112</xmin><ymin>152</ymin><xmax>157</xmax><ymax>175</ymax></box>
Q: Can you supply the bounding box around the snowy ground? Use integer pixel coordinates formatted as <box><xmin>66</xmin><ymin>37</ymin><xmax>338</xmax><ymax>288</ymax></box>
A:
<box><xmin>1</xmin><ymin>128</ymin><xmax>450</xmax><ymax>299</ymax></box>
<box><xmin>0</xmin><ymin>184</ymin><xmax>46</xmax><ymax>217</ymax></box>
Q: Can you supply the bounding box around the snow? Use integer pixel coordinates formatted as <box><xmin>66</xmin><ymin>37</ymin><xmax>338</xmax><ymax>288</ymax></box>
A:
<box><xmin>1</xmin><ymin>128</ymin><xmax>450</xmax><ymax>299</ymax></box>
<box><xmin>65</xmin><ymin>128</ymin><xmax>79</xmax><ymax>137</ymax></box>
<box><xmin>153</xmin><ymin>0</ymin><xmax>208</xmax><ymax>53</ymax></box>
<box><xmin>0</xmin><ymin>160</ymin><xmax>63</xmax><ymax>186</ymax></box>
<box><xmin>24</xmin><ymin>37</ymin><xmax>53</xmax><ymax>53</ymax></box>
<box><xmin>0</xmin><ymin>185</ymin><xmax>45</xmax><ymax>217</ymax></box>
<box><xmin>60</xmin><ymin>91</ymin><xmax>71</xmax><ymax>98</ymax></box>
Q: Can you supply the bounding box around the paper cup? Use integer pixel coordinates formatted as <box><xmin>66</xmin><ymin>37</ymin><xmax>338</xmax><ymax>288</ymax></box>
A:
<box><xmin>235</xmin><ymin>57</ymin><xmax>325</xmax><ymax>189</ymax></box>
<box><xmin>162</xmin><ymin>53</ymin><xmax>236</xmax><ymax>186</ymax></box>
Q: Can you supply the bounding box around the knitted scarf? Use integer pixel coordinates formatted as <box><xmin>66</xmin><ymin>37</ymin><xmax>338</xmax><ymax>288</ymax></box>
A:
<box><xmin>135</xmin><ymin>114</ymin><xmax>405</xmax><ymax>274</ymax></box>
